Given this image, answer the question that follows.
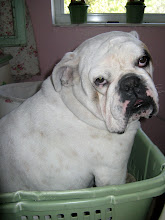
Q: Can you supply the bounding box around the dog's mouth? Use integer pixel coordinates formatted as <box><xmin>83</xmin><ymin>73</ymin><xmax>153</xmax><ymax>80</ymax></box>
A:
<box><xmin>106</xmin><ymin>95</ymin><xmax>157</xmax><ymax>135</ymax></box>
<box><xmin>111</xmin><ymin>97</ymin><xmax>157</xmax><ymax>134</ymax></box>
<box><xmin>126</xmin><ymin>96</ymin><xmax>157</xmax><ymax>120</ymax></box>
<box><xmin>133</xmin><ymin>99</ymin><xmax>146</xmax><ymax>109</ymax></box>
<box><xmin>118</xmin><ymin>74</ymin><xmax>158</xmax><ymax>124</ymax></box>
<box><xmin>133</xmin><ymin>98</ymin><xmax>152</xmax><ymax>114</ymax></box>
<box><xmin>105</xmin><ymin>74</ymin><xmax>158</xmax><ymax>134</ymax></box>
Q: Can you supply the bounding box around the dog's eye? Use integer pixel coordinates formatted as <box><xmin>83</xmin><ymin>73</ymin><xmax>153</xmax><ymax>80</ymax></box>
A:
<box><xmin>94</xmin><ymin>77</ymin><xmax>107</xmax><ymax>86</ymax></box>
<box><xmin>138</xmin><ymin>56</ymin><xmax>149</xmax><ymax>67</ymax></box>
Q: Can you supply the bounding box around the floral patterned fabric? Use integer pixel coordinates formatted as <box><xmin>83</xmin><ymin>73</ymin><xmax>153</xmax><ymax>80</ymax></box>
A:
<box><xmin>0</xmin><ymin>0</ymin><xmax>40</xmax><ymax>81</ymax></box>
<box><xmin>0</xmin><ymin>0</ymin><xmax>14</xmax><ymax>36</ymax></box>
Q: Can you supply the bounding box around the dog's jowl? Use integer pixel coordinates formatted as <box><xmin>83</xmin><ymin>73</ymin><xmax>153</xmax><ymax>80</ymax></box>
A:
<box><xmin>0</xmin><ymin>31</ymin><xmax>159</xmax><ymax>192</ymax></box>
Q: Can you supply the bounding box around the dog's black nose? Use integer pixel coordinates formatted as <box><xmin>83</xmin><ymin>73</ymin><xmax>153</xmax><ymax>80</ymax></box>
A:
<box><xmin>119</xmin><ymin>74</ymin><xmax>146</xmax><ymax>100</ymax></box>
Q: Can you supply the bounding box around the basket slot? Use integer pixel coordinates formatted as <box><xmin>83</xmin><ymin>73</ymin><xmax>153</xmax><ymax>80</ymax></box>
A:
<box><xmin>106</xmin><ymin>208</ymin><xmax>113</xmax><ymax>220</ymax></box>
<box><xmin>57</xmin><ymin>214</ymin><xmax>64</xmax><ymax>219</ymax></box>
<box><xmin>84</xmin><ymin>211</ymin><xmax>90</xmax><ymax>216</ymax></box>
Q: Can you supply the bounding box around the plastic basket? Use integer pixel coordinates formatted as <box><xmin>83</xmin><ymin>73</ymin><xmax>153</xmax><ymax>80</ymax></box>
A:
<box><xmin>0</xmin><ymin>129</ymin><xmax>165</xmax><ymax>220</ymax></box>
<box><xmin>0</xmin><ymin>82</ymin><xmax>42</xmax><ymax>118</ymax></box>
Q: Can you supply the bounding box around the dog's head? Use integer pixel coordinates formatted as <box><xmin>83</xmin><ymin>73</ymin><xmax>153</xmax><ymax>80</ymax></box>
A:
<box><xmin>52</xmin><ymin>31</ymin><xmax>159</xmax><ymax>134</ymax></box>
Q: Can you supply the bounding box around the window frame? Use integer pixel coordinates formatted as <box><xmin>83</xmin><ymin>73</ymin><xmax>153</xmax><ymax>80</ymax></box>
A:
<box><xmin>52</xmin><ymin>0</ymin><xmax>165</xmax><ymax>25</ymax></box>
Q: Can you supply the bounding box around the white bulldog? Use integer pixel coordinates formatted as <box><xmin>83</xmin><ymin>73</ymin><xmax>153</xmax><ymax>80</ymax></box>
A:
<box><xmin>0</xmin><ymin>31</ymin><xmax>158</xmax><ymax>193</ymax></box>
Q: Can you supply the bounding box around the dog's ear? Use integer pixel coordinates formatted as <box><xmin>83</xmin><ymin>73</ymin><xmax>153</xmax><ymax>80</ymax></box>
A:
<box><xmin>52</xmin><ymin>52</ymin><xmax>79</xmax><ymax>92</ymax></box>
<box><xmin>130</xmin><ymin>31</ymin><xmax>139</xmax><ymax>39</ymax></box>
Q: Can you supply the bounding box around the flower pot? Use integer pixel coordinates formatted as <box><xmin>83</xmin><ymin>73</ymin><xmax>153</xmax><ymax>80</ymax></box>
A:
<box><xmin>69</xmin><ymin>5</ymin><xmax>88</xmax><ymax>24</ymax></box>
<box><xmin>126</xmin><ymin>5</ymin><xmax>146</xmax><ymax>23</ymax></box>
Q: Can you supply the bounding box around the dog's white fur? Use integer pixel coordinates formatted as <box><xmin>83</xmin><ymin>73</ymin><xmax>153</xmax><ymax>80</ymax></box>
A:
<box><xmin>0</xmin><ymin>31</ymin><xmax>158</xmax><ymax>192</ymax></box>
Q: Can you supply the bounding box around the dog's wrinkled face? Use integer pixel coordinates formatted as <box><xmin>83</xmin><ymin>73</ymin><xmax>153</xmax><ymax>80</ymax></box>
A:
<box><xmin>53</xmin><ymin>31</ymin><xmax>159</xmax><ymax>134</ymax></box>
<box><xmin>89</xmin><ymin>38</ymin><xmax>158</xmax><ymax>133</ymax></box>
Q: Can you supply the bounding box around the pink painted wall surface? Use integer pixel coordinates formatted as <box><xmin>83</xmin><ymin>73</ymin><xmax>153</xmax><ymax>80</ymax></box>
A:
<box><xmin>26</xmin><ymin>0</ymin><xmax>165</xmax><ymax>153</ymax></box>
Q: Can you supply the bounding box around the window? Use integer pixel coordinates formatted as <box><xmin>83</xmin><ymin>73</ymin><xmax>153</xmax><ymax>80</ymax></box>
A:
<box><xmin>51</xmin><ymin>0</ymin><xmax>165</xmax><ymax>25</ymax></box>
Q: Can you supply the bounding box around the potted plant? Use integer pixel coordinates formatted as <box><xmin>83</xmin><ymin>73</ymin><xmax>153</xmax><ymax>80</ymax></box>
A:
<box><xmin>125</xmin><ymin>0</ymin><xmax>146</xmax><ymax>23</ymax></box>
<box><xmin>68</xmin><ymin>0</ymin><xmax>89</xmax><ymax>24</ymax></box>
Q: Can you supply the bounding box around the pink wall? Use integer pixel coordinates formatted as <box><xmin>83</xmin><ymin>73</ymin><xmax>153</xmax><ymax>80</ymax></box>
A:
<box><xmin>26</xmin><ymin>0</ymin><xmax>165</xmax><ymax>153</ymax></box>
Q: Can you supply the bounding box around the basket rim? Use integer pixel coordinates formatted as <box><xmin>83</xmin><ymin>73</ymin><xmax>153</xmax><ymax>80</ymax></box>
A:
<box><xmin>0</xmin><ymin>169</ymin><xmax>165</xmax><ymax>205</ymax></box>
<box><xmin>0</xmin><ymin>81</ymin><xmax>42</xmax><ymax>103</ymax></box>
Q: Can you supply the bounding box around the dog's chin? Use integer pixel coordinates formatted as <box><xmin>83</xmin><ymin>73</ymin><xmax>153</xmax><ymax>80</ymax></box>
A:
<box><xmin>126</xmin><ymin>97</ymin><xmax>158</xmax><ymax>120</ymax></box>
<box><xmin>106</xmin><ymin>119</ymin><xmax>128</xmax><ymax>135</ymax></box>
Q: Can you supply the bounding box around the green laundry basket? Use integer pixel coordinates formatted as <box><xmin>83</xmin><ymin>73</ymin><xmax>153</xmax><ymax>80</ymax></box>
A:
<box><xmin>0</xmin><ymin>129</ymin><xmax>165</xmax><ymax>220</ymax></box>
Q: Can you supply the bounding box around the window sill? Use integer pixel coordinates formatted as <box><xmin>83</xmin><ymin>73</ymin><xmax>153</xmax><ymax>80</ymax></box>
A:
<box><xmin>54</xmin><ymin>22</ymin><xmax>165</xmax><ymax>27</ymax></box>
